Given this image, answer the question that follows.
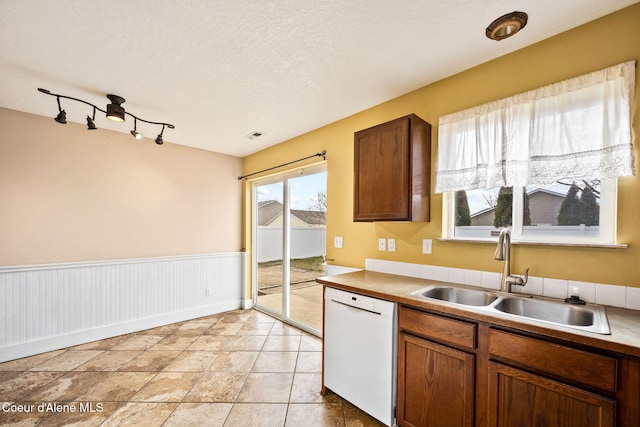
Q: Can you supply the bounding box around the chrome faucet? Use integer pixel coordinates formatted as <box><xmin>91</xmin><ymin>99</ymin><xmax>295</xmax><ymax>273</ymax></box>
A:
<box><xmin>494</xmin><ymin>228</ymin><xmax>529</xmax><ymax>293</ymax></box>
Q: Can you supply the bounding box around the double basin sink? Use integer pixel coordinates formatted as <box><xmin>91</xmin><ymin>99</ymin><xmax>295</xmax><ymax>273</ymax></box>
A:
<box><xmin>411</xmin><ymin>285</ymin><xmax>610</xmax><ymax>334</ymax></box>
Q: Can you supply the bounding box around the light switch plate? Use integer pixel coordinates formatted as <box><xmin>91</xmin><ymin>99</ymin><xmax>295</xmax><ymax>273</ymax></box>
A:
<box><xmin>378</xmin><ymin>238</ymin><xmax>386</xmax><ymax>251</ymax></box>
<box><xmin>388</xmin><ymin>238</ymin><xmax>396</xmax><ymax>252</ymax></box>
<box><xmin>422</xmin><ymin>239</ymin><xmax>432</xmax><ymax>254</ymax></box>
<box><xmin>334</xmin><ymin>236</ymin><xmax>343</xmax><ymax>248</ymax></box>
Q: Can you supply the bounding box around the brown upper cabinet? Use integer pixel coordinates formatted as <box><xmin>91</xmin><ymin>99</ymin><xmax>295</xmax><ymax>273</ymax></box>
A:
<box><xmin>353</xmin><ymin>114</ymin><xmax>431</xmax><ymax>222</ymax></box>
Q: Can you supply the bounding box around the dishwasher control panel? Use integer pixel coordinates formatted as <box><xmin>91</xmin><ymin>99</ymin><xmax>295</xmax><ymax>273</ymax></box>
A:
<box><xmin>325</xmin><ymin>287</ymin><xmax>395</xmax><ymax>317</ymax></box>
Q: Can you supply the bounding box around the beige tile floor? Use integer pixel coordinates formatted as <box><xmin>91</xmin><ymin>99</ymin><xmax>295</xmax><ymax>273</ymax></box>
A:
<box><xmin>0</xmin><ymin>309</ymin><xmax>384</xmax><ymax>427</ymax></box>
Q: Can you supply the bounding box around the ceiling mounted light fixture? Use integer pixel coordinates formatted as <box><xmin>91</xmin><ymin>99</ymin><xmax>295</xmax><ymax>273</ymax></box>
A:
<box><xmin>106</xmin><ymin>94</ymin><xmax>126</xmax><ymax>122</ymax></box>
<box><xmin>38</xmin><ymin>88</ymin><xmax>175</xmax><ymax>145</ymax></box>
<box><xmin>486</xmin><ymin>11</ymin><xmax>528</xmax><ymax>41</ymax></box>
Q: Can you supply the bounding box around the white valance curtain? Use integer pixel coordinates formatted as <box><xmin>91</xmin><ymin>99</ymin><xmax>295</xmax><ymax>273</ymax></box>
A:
<box><xmin>435</xmin><ymin>60</ymin><xmax>636</xmax><ymax>193</ymax></box>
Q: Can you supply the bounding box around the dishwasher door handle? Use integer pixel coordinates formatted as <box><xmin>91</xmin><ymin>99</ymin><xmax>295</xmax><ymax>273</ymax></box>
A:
<box><xmin>329</xmin><ymin>299</ymin><xmax>382</xmax><ymax>316</ymax></box>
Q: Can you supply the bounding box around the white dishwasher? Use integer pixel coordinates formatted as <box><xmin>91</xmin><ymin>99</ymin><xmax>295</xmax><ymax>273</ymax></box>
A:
<box><xmin>324</xmin><ymin>287</ymin><xmax>397</xmax><ymax>426</ymax></box>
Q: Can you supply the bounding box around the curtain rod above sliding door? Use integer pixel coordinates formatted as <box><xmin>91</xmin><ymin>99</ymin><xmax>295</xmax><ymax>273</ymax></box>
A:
<box><xmin>238</xmin><ymin>150</ymin><xmax>326</xmax><ymax>180</ymax></box>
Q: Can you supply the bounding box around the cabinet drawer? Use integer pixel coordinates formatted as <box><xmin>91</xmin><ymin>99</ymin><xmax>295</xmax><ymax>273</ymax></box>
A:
<box><xmin>399</xmin><ymin>306</ymin><xmax>476</xmax><ymax>351</ymax></box>
<box><xmin>488</xmin><ymin>329</ymin><xmax>617</xmax><ymax>392</ymax></box>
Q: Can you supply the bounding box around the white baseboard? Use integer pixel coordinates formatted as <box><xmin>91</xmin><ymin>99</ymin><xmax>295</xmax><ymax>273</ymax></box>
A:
<box><xmin>0</xmin><ymin>301</ymin><xmax>240</xmax><ymax>363</ymax></box>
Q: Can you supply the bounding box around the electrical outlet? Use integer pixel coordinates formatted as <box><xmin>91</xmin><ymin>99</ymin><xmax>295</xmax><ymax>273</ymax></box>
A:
<box><xmin>422</xmin><ymin>239</ymin><xmax>432</xmax><ymax>254</ymax></box>
<box><xmin>334</xmin><ymin>236</ymin><xmax>343</xmax><ymax>248</ymax></box>
<box><xmin>378</xmin><ymin>238</ymin><xmax>386</xmax><ymax>251</ymax></box>
<box><xmin>205</xmin><ymin>288</ymin><xmax>211</xmax><ymax>296</ymax></box>
<box><xmin>388</xmin><ymin>238</ymin><xmax>396</xmax><ymax>252</ymax></box>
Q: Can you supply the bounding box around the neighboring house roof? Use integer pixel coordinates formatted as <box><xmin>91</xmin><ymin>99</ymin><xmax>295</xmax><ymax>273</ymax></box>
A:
<box><xmin>469</xmin><ymin>188</ymin><xmax>567</xmax><ymax>226</ymax></box>
<box><xmin>470</xmin><ymin>188</ymin><xmax>567</xmax><ymax>218</ymax></box>
<box><xmin>258</xmin><ymin>200</ymin><xmax>326</xmax><ymax>226</ymax></box>
<box><xmin>291</xmin><ymin>209</ymin><xmax>326</xmax><ymax>225</ymax></box>
<box><xmin>470</xmin><ymin>206</ymin><xmax>495</xmax><ymax>218</ymax></box>
<box><xmin>526</xmin><ymin>187</ymin><xmax>566</xmax><ymax>198</ymax></box>
<box><xmin>258</xmin><ymin>200</ymin><xmax>283</xmax><ymax>226</ymax></box>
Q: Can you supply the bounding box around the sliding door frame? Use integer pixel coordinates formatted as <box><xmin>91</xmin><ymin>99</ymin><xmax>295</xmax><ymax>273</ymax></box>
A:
<box><xmin>250</xmin><ymin>162</ymin><xmax>326</xmax><ymax>336</ymax></box>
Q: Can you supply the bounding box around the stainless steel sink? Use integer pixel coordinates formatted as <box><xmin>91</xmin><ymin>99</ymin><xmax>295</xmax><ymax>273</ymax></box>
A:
<box><xmin>494</xmin><ymin>297</ymin><xmax>610</xmax><ymax>334</ymax></box>
<box><xmin>414</xmin><ymin>286</ymin><xmax>498</xmax><ymax>306</ymax></box>
<box><xmin>410</xmin><ymin>285</ymin><xmax>611</xmax><ymax>334</ymax></box>
<box><xmin>495</xmin><ymin>298</ymin><xmax>593</xmax><ymax>326</ymax></box>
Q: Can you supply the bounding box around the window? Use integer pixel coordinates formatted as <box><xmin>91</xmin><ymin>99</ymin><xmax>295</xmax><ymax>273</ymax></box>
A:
<box><xmin>435</xmin><ymin>61</ymin><xmax>635</xmax><ymax>194</ymax></box>
<box><xmin>436</xmin><ymin>61</ymin><xmax>634</xmax><ymax>246</ymax></box>
<box><xmin>445</xmin><ymin>179</ymin><xmax>617</xmax><ymax>244</ymax></box>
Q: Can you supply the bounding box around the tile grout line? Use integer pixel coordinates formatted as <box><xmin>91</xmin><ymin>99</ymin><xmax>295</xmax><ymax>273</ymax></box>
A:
<box><xmin>0</xmin><ymin>309</ymin><xmax>382</xmax><ymax>427</ymax></box>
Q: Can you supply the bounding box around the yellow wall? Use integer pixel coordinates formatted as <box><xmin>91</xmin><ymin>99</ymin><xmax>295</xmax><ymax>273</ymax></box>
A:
<box><xmin>242</xmin><ymin>4</ymin><xmax>640</xmax><ymax>288</ymax></box>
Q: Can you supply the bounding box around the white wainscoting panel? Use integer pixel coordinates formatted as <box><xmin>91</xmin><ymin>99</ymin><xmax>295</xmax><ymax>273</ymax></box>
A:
<box><xmin>0</xmin><ymin>252</ymin><xmax>247</xmax><ymax>362</ymax></box>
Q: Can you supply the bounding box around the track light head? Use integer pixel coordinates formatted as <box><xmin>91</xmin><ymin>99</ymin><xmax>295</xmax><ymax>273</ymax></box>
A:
<box><xmin>106</xmin><ymin>94</ymin><xmax>126</xmax><ymax>122</ymax></box>
<box><xmin>54</xmin><ymin>95</ymin><xmax>66</xmax><ymax>124</ymax></box>
<box><xmin>55</xmin><ymin>110</ymin><xmax>67</xmax><ymax>124</ymax></box>
<box><xmin>86</xmin><ymin>116</ymin><xmax>97</xmax><ymax>130</ymax></box>
<box><xmin>87</xmin><ymin>115</ymin><xmax>97</xmax><ymax>129</ymax></box>
<box><xmin>130</xmin><ymin>118</ymin><xmax>143</xmax><ymax>140</ymax></box>
<box><xmin>87</xmin><ymin>107</ymin><xmax>97</xmax><ymax>130</ymax></box>
<box><xmin>155</xmin><ymin>125</ymin><xmax>165</xmax><ymax>145</ymax></box>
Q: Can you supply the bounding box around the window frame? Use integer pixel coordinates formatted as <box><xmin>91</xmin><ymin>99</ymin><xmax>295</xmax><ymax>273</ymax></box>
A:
<box><xmin>442</xmin><ymin>179</ymin><xmax>619</xmax><ymax>246</ymax></box>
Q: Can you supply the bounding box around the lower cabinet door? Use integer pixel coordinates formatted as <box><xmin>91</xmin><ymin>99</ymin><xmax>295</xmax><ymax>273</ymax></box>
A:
<box><xmin>488</xmin><ymin>362</ymin><xmax>616</xmax><ymax>427</ymax></box>
<box><xmin>397</xmin><ymin>332</ymin><xmax>475</xmax><ymax>427</ymax></box>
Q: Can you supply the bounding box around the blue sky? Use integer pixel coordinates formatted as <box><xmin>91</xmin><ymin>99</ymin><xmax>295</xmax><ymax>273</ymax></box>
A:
<box><xmin>256</xmin><ymin>171</ymin><xmax>327</xmax><ymax>211</ymax></box>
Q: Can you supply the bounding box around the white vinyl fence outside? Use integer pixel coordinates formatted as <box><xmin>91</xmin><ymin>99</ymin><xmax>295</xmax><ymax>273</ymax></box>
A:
<box><xmin>455</xmin><ymin>225</ymin><xmax>600</xmax><ymax>239</ymax></box>
<box><xmin>257</xmin><ymin>226</ymin><xmax>326</xmax><ymax>262</ymax></box>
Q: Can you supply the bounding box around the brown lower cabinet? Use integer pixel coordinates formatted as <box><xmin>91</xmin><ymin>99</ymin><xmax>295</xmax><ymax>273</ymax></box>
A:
<box><xmin>397</xmin><ymin>305</ymin><xmax>640</xmax><ymax>427</ymax></box>
<box><xmin>488</xmin><ymin>362</ymin><xmax>615</xmax><ymax>426</ymax></box>
<box><xmin>397</xmin><ymin>332</ymin><xmax>475</xmax><ymax>427</ymax></box>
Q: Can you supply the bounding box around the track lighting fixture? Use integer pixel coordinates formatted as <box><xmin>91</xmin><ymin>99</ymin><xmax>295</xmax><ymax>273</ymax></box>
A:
<box><xmin>155</xmin><ymin>125</ymin><xmax>165</xmax><ymax>145</ymax></box>
<box><xmin>38</xmin><ymin>88</ymin><xmax>174</xmax><ymax>145</ymax></box>
<box><xmin>130</xmin><ymin>118</ymin><xmax>143</xmax><ymax>140</ymax></box>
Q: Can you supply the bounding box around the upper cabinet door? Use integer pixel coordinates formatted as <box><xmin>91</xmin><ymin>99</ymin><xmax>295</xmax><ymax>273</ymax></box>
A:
<box><xmin>353</xmin><ymin>114</ymin><xmax>431</xmax><ymax>222</ymax></box>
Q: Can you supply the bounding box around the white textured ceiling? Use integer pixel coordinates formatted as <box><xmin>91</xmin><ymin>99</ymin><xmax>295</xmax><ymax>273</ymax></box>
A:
<box><xmin>0</xmin><ymin>0</ymin><xmax>637</xmax><ymax>157</ymax></box>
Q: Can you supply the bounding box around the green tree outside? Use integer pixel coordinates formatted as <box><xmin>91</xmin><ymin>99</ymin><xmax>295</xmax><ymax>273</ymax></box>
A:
<box><xmin>455</xmin><ymin>190</ymin><xmax>472</xmax><ymax>226</ymax></box>
<box><xmin>494</xmin><ymin>187</ymin><xmax>513</xmax><ymax>228</ymax></box>
<box><xmin>493</xmin><ymin>186</ymin><xmax>531</xmax><ymax>228</ymax></box>
<box><xmin>523</xmin><ymin>191</ymin><xmax>531</xmax><ymax>226</ymax></box>
<box><xmin>580</xmin><ymin>186</ymin><xmax>599</xmax><ymax>226</ymax></box>
<box><xmin>557</xmin><ymin>184</ymin><xmax>582</xmax><ymax>225</ymax></box>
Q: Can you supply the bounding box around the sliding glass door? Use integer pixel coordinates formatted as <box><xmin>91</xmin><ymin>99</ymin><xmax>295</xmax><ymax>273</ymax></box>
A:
<box><xmin>253</xmin><ymin>165</ymin><xmax>326</xmax><ymax>334</ymax></box>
